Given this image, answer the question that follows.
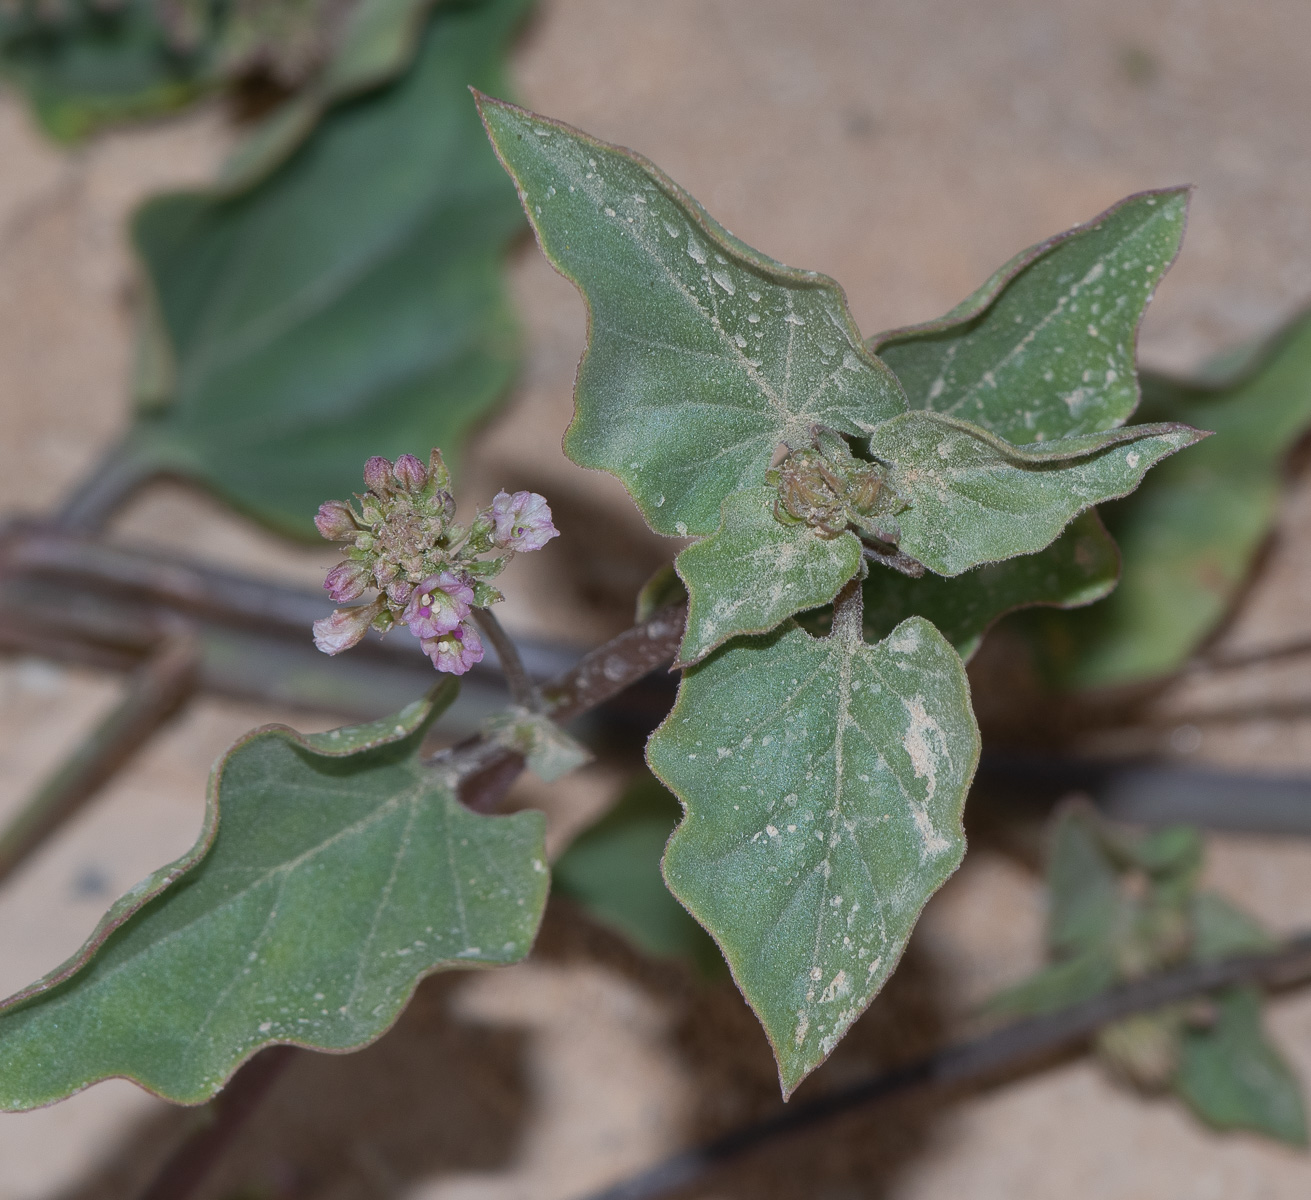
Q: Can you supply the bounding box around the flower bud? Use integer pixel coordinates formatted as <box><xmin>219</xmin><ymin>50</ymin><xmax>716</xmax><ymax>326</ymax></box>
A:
<box><xmin>490</xmin><ymin>490</ymin><xmax>560</xmax><ymax>552</ymax></box>
<box><xmin>312</xmin><ymin>600</ymin><xmax>382</xmax><ymax>656</ymax></box>
<box><xmin>422</xmin><ymin>619</ymin><xmax>484</xmax><ymax>675</ymax></box>
<box><xmin>393</xmin><ymin>453</ymin><xmax>427</xmax><ymax>492</ymax></box>
<box><xmin>323</xmin><ymin>560</ymin><xmax>369</xmax><ymax>604</ymax></box>
<box><xmin>363</xmin><ymin>456</ymin><xmax>394</xmax><ymax>495</ymax></box>
<box><xmin>314</xmin><ymin>499</ymin><xmax>357</xmax><ymax>541</ymax></box>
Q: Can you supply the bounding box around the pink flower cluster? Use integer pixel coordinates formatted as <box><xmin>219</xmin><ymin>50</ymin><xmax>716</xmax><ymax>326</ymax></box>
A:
<box><xmin>311</xmin><ymin>450</ymin><xmax>558</xmax><ymax>676</ymax></box>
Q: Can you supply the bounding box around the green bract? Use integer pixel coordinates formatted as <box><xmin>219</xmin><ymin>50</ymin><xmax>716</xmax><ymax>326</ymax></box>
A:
<box><xmin>126</xmin><ymin>0</ymin><xmax>530</xmax><ymax>540</ymax></box>
<box><xmin>649</xmin><ymin>607</ymin><xmax>979</xmax><ymax>1095</ymax></box>
<box><xmin>0</xmin><ymin>684</ymin><xmax>548</xmax><ymax>1110</ymax></box>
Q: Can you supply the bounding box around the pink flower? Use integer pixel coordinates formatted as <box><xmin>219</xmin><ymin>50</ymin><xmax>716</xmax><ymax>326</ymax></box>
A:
<box><xmin>490</xmin><ymin>491</ymin><xmax>559</xmax><ymax>552</ymax></box>
<box><xmin>393</xmin><ymin>453</ymin><xmax>427</xmax><ymax>492</ymax></box>
<box><xmin>323</xmin><ymin>561</ymin><xmax>369</xmax><ymax>604</ymax></box>
<box><xmin>314</xmin><ymin>499</ymin><xmax>356</xmax><ymax>541</ymax></box>
<box><xmin>312</xmin><ymin>600</ymin><xmax>381</xmax><ymax>656</ymax></box>
<box><xmin>401</xmin><ymin>571</ymin><xmax>473</xmax><ymax>640</ymax></box>
<box><xmin>422</xmin><ymin>619</ymin><xmax>484</xmax><ymax>675</ymax></box>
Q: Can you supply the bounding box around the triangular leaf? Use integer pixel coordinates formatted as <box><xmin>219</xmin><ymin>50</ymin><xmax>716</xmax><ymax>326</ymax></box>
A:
<box><xmin>648</xmin><ymin>607</ymin><xmax>979</xmax><ymax>1095</ymax></box>
<box><xmin>0</xmin><ymin>683</ymin><xmax>549</xmax><ymax>1110</ymax></box>
<box><xmin>861</xmin><ymin>510</ymin><xmax>1118</xmax><ymax>660</ymax></box>
<box><xmin>127</xmin><ymin>0</ymin><xmax>531</xmax><ymax>540</ymax></box>
<box><xmin>868</xmin><ymin>411</ymin><xmax>1205</xmax><ymax>575</ymax></box>
<box><xmin>675</xmin><ymin>486</ymin><xmax>863</xmax><ymax>666</ymax></box>
<box><xmin>478</xmin><ymin>94</ymin><xmax>907</xmax><ymax>538</ymax></box>
<box><xmin>1175</xmin><ymin>987</ymin><xmax>1308</xmax><ymax>1145</ymax></box>
<box><xmin>871</xmin><ymin>189</ymin><xmax>1189</xmax><ymax>444</ymax></box>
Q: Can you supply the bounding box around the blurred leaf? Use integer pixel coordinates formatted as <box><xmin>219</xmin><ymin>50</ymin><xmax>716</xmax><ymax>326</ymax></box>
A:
<box><xmin>1191</xmin><ymin>892</ymin><xmax>1278</xmax><ymax>963</ymax></box>
<box><xmin>1036</xmin><ymin>306</ymin><xmax>1311</xmax><ymax>688</ymax></box>
<box><xmin>861</xmin><ymin>510</ymin><xmax>1119</xmax><ymax>661</ymax></box>
<box><xmin>1045</xmin><ymin>804</ymin><xmax>1123</xmax><ymax>958</ymax></box>
<box><xmin>871</xmin><ymin>189</ymin><xmax>1189</xmax><ymax>444</ymax></box>
<box><xmin>0</xmin><ymin>0</ymin><xmax>209</xmax><ymax>141</ymax></box>
<box><xmin>648</xmin><ymin>613</ymin><xmax>978</xmax><ymax>1096</ymax></box>
<box><xmin>127</xmin><ymin>0</ymin><xmax>530</xmax><ymax>539</ymax></box>
<box><xmin>984</xmin><ymin>951</ymin><xmax>1116</xmax><ymax>1018</ymax></box>
<box><xmin>553</xmin><ymin>773</ymin><xmax>724</xmax><ymax>978</ymax></box>
<box><xmin>0</xmin><ymin>683</ymin><xmax>549</xmax><ymax>1109</ymax></box>
<box><xmin>1175</xmin><ymin>987</ymin><xmax>1308</xmax><ymax>1145</ymax></box>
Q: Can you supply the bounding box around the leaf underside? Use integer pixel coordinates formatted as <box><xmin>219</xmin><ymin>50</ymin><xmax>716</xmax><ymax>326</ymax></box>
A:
<box><xmin>0</xmin><ymin>684</ymin><xmax>549</xmax><ymax>1110</ymax></box>
<box><xmin>648</xmin><ymin>614</ymin><xmax>979</xmax><ymax>1095</ymax></box>
<box><xmin>872</xmin><ymin>188</ymin><xmax>1189</xmax><ymax>445</ymax></box>
<box><xmin>129</xmin><ymin>0</ymin><xmax>531</xmax><ymax>540</ymax></box>
<box><xmin>478</xmin><ymin>94</ymin><xmax>907</xmax><ymax>538</ymax></box>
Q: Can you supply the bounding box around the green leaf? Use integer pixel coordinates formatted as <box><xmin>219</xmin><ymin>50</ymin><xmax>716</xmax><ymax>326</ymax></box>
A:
<box><xmin>217</xmin><ymin>0</ymin><xmax>441</xmax><ymax>194</ymax></box>
<box><xmin>1191</xmin><ymin>893</ymin><xmax>1277</xmax><ymax>963</ymax></box>
<box><xmin>648</xmin><ymin>607</ymin><xmax>979</xmax><ymax>1095</ymax></box>
<box><xmin>1038</xmin><ymin>306</ymin><xmax>1311</xmax><ymax>687</ymax></box>
<box><xmin>675</xmin><ymin>486</ymin><xmax>863</xmax><ymax>666</ymax></box>
<box><xmin>984</xmin><ymin>951</ymin><xmax>1117</xmax><ymax>1019</ymax></box>
<box><xmin>871</xmin><ymin>189</ymin><xmax>1189</xmax><ymax>444</ymax></box>
<box><xmin>127</xmin><ymin>0</ymin><xmax>531</xmax><ymax>540</ymax></box>
<box><xmin>1175</xmin><ymin>987</ymin><xmax>1308</xmax><ymax>1145</ymax></box>
<box><xmin>478</xmin><ymin>94</ymin><xmax>907</xmax><ymax>539</ymax></box>
<box><xmin>868</xmin><ymin>411</ymin><xmax>1205</xmax><ymax>575</ymax></box>
<box><xmin>1045</xmin><ymin>804</ymin><xmax>1122</xmax><ymax>958</ymax></box>
<box><xmin>861</xmin><ymin>510</ymin><xmax>1118</xmax><ymax>661</ymax></box>
<box><xmin>0</xmin><ymin>0</ymin><xmax>209</xmax><ymax>141</ymax></box>
<box><xmin>0</xmin><ymin>683</ymin><xmax>549</xmax><ymax>1110</ymax></box>
<box><xmin>553</xmin><ymin>773</ymin><xmax>724</xmax><ymax>978</ymax></box>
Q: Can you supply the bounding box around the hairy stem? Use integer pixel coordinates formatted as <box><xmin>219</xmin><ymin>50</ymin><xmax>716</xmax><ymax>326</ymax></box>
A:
<box><xmin>470</xmin><ymin>606</ymin><xmax>541</xmax><ymax>712</ymax></box>
<box><xmin>577</xmin><ymin>931</ymin><xmax>1311</xmax><ymax>1200</ymax></box>
<box><xmin>860</xmin><ymin>541</ymin><xmax>925</xmax><ymax>577</ymax></box>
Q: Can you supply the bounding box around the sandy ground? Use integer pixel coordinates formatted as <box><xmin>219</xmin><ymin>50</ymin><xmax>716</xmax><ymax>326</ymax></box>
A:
<box><xmin>1</xmin><ymin>0</ymin><xmax>1311</xmax><ymax>1196</ymax></box>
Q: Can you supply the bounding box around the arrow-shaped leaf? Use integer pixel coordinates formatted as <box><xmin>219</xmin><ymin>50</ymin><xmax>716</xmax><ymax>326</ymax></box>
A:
<box><xmin>869</xmin><ymin>411</ymin><xmax>1205</xmax><ymax>575</ymax></box>
<box><xmin>648</xmin><ymin>604</ymin><xmax>979</xmax><ymax>1095</ymax></box>
<box><xmin>675</xmin><ymin>486</ymin><xmax>863</xmax><ymax>666</ymax></box>
<box><xmin>860</xmin><ymin>510</ymin><xmax>1119</xmax><ymax>660</ymax></box>
<box><xmin>871</xmin><ymin>189</ymin><xmax>1189</xmax><ymax>444</ymax></box>
<box><xmin>0</xmin><ymin>683</ymin><xmax>548</xmax><ymax>1110</ymax></box>
<box><xmin>478</xmin><ymin>94</ymin><xmax>907</xmax><ymax>538</ymax></box>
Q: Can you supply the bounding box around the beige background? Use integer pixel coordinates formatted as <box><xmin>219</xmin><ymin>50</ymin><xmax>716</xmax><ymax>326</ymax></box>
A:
<box><xmin>1</xmin><ymin>1</ymin><xmax>1310</xmax><ymax>1196</ymax></box>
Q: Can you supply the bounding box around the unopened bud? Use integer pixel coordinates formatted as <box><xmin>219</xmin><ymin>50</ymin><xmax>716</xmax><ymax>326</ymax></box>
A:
<box><xmin>427</xmin><ymin>447</ymin><xmax>451</xmax><ymax>492</ymax></box>
<box><xmin>312</xmin><ymin>599</ymin><xmax>382</xmax><ymax>656</ymax></box>
<box><xmin>324</xmin><ymin>561</ymin><xmax>369</xmax><ymax>604</ymax></box>
<box><xmin>314</xmin><ymin>499</ymin><xmax>357</xmax><ymax>541</ymax></box>
<box><xmin>363</xmin><ymin>456</ymin><xmax>394</xmax><ymax>494</ymax></box>
<box><xmin>394</xmin><ymin>454</ymin><xmax>427</xmax><ymax>492</ymax></box>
